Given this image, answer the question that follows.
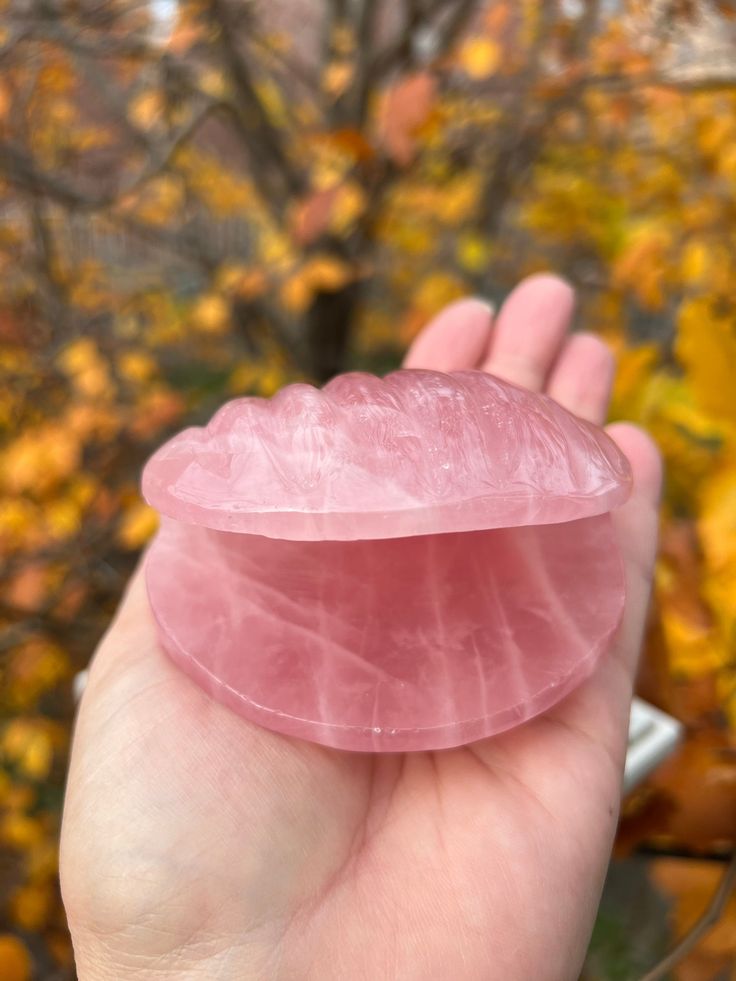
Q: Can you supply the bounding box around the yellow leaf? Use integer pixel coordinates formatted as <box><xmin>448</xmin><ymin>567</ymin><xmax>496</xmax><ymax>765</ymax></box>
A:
<box><xmin>118</xmin><ymin>350</ymin><xmax>156</xmax><ymax>383</ymax></box>
<box><xmin>0</xmin><ymin>814</ymin><xmax>42</xmax><ymax>850</ymax></box>
<box><xmin>1</xmin><ymin>720</ymin><xmax>53</xmax><ymax>780</ymax></box>
<box><xmin>703</xmin><ymin>566</ymin><xmax>736</xmax><ymax>653</ymax></box>
<box><xmin>58</xmin><ymin>338</ymin><xmax>111</xmax><ymax>398</ymax></box>
<box><xmin>258</xmin><ymin>364</ymin><xmax>286</xmax><ymax>397</ymax></box>
<box><xmin>191</xmin><ymin>293</ymin><xmax>231</xmax><ymax>335</ymax></box>
<box><xmin>416</xmin><ymin>272</ymin><xmax>465</xmax><ymax>314</ymax></box>
<box><xmin>457</xmin><ymin>232</ymin><xmax>492</xmax><ymax>273</ymax></box>
<box><xmin>677</xmin><ymin>297</ymin><xmax>736</xmax><ymax>428</ymax></box>
<box><xmin>699</xmin><ymin>464</ymin><xmax>736</xmax><ymax>573</ymax></box>
<box><xmin>0</xmin><ymin>499</ymin><xmax>37</xmax><ymax>549</ymax></box>
<box><xmin>46</xmin><ymin>499</ymin><xmax>81</xmax><ymax>540</ymax></box>
<box><xmin>609</xmin><ymin>343</ymin><xmax>660</xmax><ymax>421</ymax></box>
<box><xmin>717</xmin><ymin>140</ymin><xmax>736</xmax><ymax>182</ymax></box>
<box><xmin>216</xmin><ymin>264</ymin><xmax>268</xmax><ymax>301</ymax></box>
<box><xmin>198</xmin><ymin>68</ymin><xmax>227</xmax><ymax>99</ymax></box>
<box><xmin>255</xmin><ymin>78</ymin><xmax>288</xmax><ymax>125</ymax></box>
<box><xmin>128</xmin><ymin>90</ymin><xmax>163</xmax><ymax>129</ymax></box>
<box><xmin>282</xmin><ymin>255</ymin><xmax>353</xmax><ymax>313</ymax></box>
<box><xmin>322</xmin><ymin>61</ymin><xmax>354</xmax><ymax>99</ymax></box>
<box><xmin>380</xmin><ymin>215</ymin><xmax>434</xmax><ymax>255</ymax></box>
<box><xmin>680</xmin><ymin>239</ymin><xmax>709</xmax><ymax>284</ymax></box>
<box><xmin>304</xmin><ymin>255</ymin><xmax>352</xmax><ymax>291</ymax></box>
<box><xmin>10</xmin><ymin>884</ymin><xmax>50</xmax><ymax>932</ymax></box>
<box><xmin>2</xmin><ymin>427</ymin><xmax>80</xmax><ymax>495</ymax></box>
<box><xmin>657</xmin><ymin>594</ymin><xmax>727</xmax><ymax>676</ymax></box>
<box><xmin>331</xmin><ymin>181</ymin><xmax>367</xmax><ymax>234</ymax></box>
<box><xmin>458</xmin><ymin>37</ymin><xmax>502</xmax><ymax>79</ymax></box>
<box><xmin>437</xmin><ymin>173</ymin><xmax>483</xmax><ymax>224</ymax></box>
<box><xmin>175</xmin><ymin>148</ymin><xmax>257</xmax><ymax>216</ymax></box>
<box><xmin>259</xmin><ymin>228</ymin><xmax>294</xmax><ymax>271</ymax></box>
<box><xmin>613</xmin><ymin>221</ymin><xmax>670</xmax><ymax>309</ymax></box>
<box><xmin>331</xmin><ymin>24</ymin><xmax>355</xmax><ymax>56</ymax></box>
<box><xmin>718</xmin><ymin>669</ymin><xmax>736</xmax><ymax>731</ymax></box>
<box><xmin>0</xmin><ymin>934</ymin><xmax>32</xmax><ymax>981</ymax></box>
<box><xmin>281</xmin><ymin>275</ymin><xmax>311</xmax><ymax>313</ymax></box>
<box><xmin>228</xmin><ymin>360</ymin><xmax>259</xmax><ymax>393</ymax></box>
<box><xmin>696</xmin><ymin>113</ymin><xmax>734</xmax><ymax>157</ymax></box>
<box><xmin>118</xmin><ymin>502</ymin><xmax>159</xmax><ymax>550</ymax></box>
<box><xmin>130</xmin><ymin>175</ymin><xmax>185</xmax><ymax>226</ymax></box>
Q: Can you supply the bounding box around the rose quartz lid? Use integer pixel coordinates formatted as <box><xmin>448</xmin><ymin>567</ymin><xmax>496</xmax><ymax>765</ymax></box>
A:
<box><xmin>142</xmin><ymin>369</ymin><xmax>631</xmax><ymax>540</ymax></box>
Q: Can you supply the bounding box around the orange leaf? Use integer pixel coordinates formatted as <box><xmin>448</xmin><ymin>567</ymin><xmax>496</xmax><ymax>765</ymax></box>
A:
<box><xmin>5</xmin><ymin>563</ymin><xmax>50</xmax><ymax>613</ymax></box>
<box><xmin>309</xmin><ymin>128</ymin><xmax>375</xmax><ymax>165</ymax></box>
<box><xmin>0</xmin><ymin>934</ymin><xmax>31</xmax><ymax>981</ymax></box>
<box><xmin>378</xmin><ymin>72</ymin><xmax>437</xmax><ymax>166</ymax></box>
<box><xmin>292</xmin><ymin>186</ymin><xmax>341</xmax><ymax>245</ymax></box>
<box><xmin>651</xmin><ymin>857</ymin><xmax>736</xmax><ymax>960</ymax></box>
<box><xmin>291</xmin><ymin>182</ymin><xmax>366</xmax><ymax>245</ymax></box>
<box><xmin>0</xmin><ymin>80</ymin><xmax>10</xmax><ymax>121</ymax></box>
<box><xmin>167</xmin><ymin>22</ymin><xmax>202</xmax><ymax>55</ymax></box>
<box><xmin>647</xmin><ymin>730</ymin><xmax>736</xmax><ymax>850</ymax></box>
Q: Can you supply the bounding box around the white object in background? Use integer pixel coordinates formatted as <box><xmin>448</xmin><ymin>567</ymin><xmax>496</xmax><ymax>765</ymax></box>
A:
<box><xmin>149</xmin><ymin>0</ymin><xmax>177</xmax><ymax>44</ymax></box>
<box><xmin>624</xmin><ymin>697</ymin><xmax>684</xmax><ymax>793</ymax></box>
<box><xmin>71</xmin><ymin>671</ymin><xmax>681</xmax><ymax>790</ymax></box>
<box><xmin>72</xmin><ymin>669</ymin><xmax>89</xmax><ymax>703</ymax></box>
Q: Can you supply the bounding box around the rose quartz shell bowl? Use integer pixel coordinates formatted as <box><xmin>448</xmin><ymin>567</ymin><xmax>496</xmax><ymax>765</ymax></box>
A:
<box><xmin>142</xmin><ymin>370</ymin><xmax>630</xmax><ymax>752</ymax></box>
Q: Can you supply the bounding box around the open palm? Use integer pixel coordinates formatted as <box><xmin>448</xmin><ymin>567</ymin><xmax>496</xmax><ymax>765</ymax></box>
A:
<box><xmin>61</xmin><ymin>274</ymin><xmax>662</xmax><ymax>981</ymax></box>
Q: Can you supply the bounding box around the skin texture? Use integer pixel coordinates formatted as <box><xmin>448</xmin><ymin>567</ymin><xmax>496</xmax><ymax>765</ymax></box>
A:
<box><xmin>60</xmin><ymin>274</ymin><xmax>663</xmax><ymax>981</ymax></box>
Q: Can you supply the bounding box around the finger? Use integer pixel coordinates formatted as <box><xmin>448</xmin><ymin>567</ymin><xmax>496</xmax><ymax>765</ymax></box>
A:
<box><xmin>107</xmin><ymin>560</ymin><xmax>153</xmax><ymax>636</ymax></box>
<box><xmin>481</xmin><ymin>273</ymin><xmax>575</xmax><ymax>390</ymax></box>
<box><xmin>606</xmin><ymin>423</ymin><xmax>663</xmax><ymax>680</ymax></box>
<box><xmin>546</xmin><ymin>333</ymin><xmax>615</xmax><ymax>425</ymax></box>
<box><xmin>538</xmin><ymin>424</ymin><xmax>662</xmax><ymax>767</ymax></box>
<box><xmin>85</xmin><ymin>560</ymin><xmax>155</xmax><ymax>687</ymax></box>
<box><xmin>403</xmin><ymin>297</ymin><xmax>494</xmax><ymax>370</ymax></box>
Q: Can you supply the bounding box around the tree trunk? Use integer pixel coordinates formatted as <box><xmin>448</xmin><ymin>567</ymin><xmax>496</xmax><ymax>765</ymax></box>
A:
<box><xmin>305</xmin><ymin>281</ymin><xmax>361</xmax><ymax>382</ymax></box>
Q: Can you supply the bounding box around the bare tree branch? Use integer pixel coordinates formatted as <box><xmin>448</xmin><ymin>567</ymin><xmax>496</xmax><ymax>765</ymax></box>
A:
<box><xmin>116</xmin><ymin>100</ymin><xmax>220</xmax><ymax>198</ymax></box>
<box><xmin>0</xmin><ymin>101</ymin><xmax>218</xmax><ymax>211</ymax></box>
<box><xmin>574</xmin><ymin>0</ymin><xmax>602</xmax><ymax>57</ymax></box>
<box><xmin>351</xmin><ymin>0</ymin><xmax>383</xmax><ymax>123</ymax></box>
<box><xmin>206</xmin><ymin>0</ymin><xmax>305</xmax><ymax>209</ymax></box>
<box><xmin>26</xmin><ymin>195</ymin><xmax>70</xmax><ymax>335</ymax></box>
<box><xmin>43</xmin><ymin>18</ymin><xmax>151</xmax><ymax>152</ymax></box>
<box><xmin>372</xmin><ymin>0</ymin><xmax>475</xmax><ymax>75</ymax></box>
<box><xmin>432</xmin><ymin>0</ymin><xmax>477</xmax><ymax>58</ymax></box>
<box><xmin>0</xmin><ymin>141</ymin><xmax>98</xmax><ymax>209</ymax></box>
<box><xmin>371</xmin><ymin>0</ymin><xmax>428</xmax><ymax>74</ymax></box>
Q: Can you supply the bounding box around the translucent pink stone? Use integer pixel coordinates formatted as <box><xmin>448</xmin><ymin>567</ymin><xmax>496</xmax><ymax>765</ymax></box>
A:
<box><xmin>143</xmin><ymin>369</ymin><xmax>631</xmax><ymax>541</ymax></box>
<box><xmin>143</xmin><ymin>370</ymin><xmax>630</xmax><ymax>752</ymax></box>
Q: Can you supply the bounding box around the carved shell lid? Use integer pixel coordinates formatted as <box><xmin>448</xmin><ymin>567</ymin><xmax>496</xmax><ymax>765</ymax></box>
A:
<box><xmin>142</xmin><ymin>369</ymin><xmax>632</xmax><ymax>541</ymax></box>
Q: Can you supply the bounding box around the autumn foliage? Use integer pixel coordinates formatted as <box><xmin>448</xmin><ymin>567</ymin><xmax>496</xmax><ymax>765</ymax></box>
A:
<box><xmin>1</xmin><ymin>0</ymin><xmax>736</xmax><ymax>976</ymax></box>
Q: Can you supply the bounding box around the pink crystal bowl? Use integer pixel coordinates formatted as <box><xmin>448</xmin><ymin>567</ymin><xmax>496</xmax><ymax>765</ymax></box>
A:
<box><xmin>143</xmin><ymin>370</ymin><xmax>631</xmax><ymax>753</ymax></box>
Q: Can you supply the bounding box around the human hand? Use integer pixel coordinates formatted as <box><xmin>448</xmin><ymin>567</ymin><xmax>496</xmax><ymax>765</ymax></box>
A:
<box><xmin>61</xmin><ymin>274</ymin><xmax>662</xmax><ymax>980</ymax></box>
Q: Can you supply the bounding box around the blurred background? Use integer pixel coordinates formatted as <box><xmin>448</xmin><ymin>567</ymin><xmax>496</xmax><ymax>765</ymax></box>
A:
<box><xmin>0</xmin><ymin>0</ymin><xmax>735</xmax><ymax>977</ymax></box>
